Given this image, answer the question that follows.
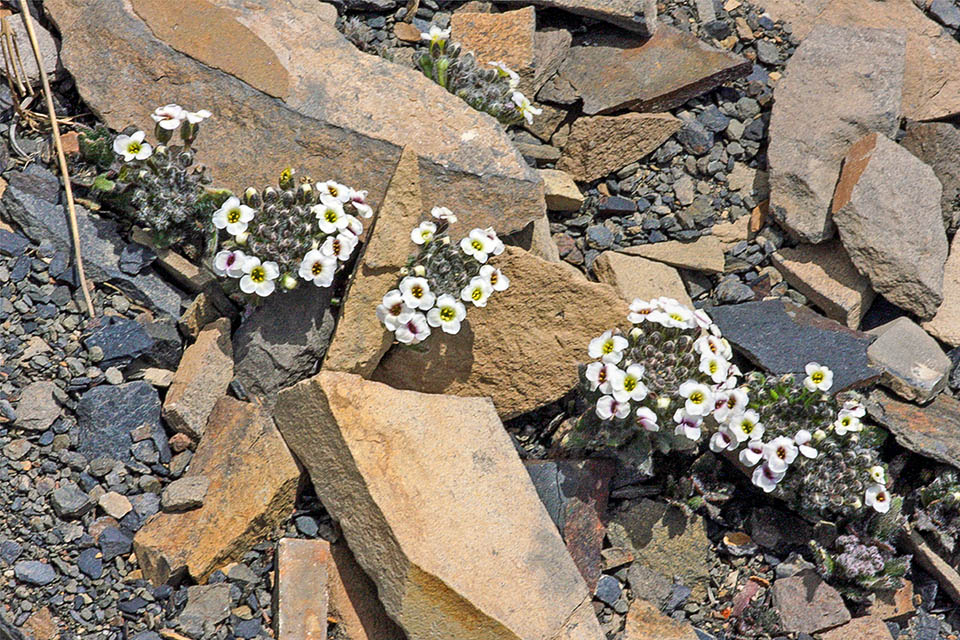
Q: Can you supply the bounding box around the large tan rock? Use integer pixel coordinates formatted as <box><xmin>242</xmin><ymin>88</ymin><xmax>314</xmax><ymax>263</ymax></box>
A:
<box><xmin>451</xmin><ymin>8</ymin><xmax>537</xmax><ymax>91</ymax></box>
<box><xmin>901</xmin><ymin>122</ymin><xmax>960</xmax><ymax>233</ymax></box>
<box><xmin>771</xmin><ymin>242</ymin><xmax>874</xmax><ymax>329</ymax></box>
<box><xmin>496</xmin><ymin>0</ymin><xmax>655</xmax><ymax>35</ymax></box>
<box><xmin>324</xmin><ymin>147</ymin><xmax>422</xmax><ymax>377</ymax></box>
<box><xmin>326</xmin><ymin>542</ymin><xmax>407</xmax><ymax>640</ymax></box>
<box><xmin>372</xmin><ymin>246</ymin><xmax>631</xmax><ymax>419</ymax></box>
<box><xmin>557</xmin><ymin>112</ymin><xmax>682</xmax><ymax>182</ymax></box>
<box><xmin>540</xmin><ymin>169</ymin><xmax>584</xmax><ymax>212</ymax></box>
<box><xmin>275</xmin><ymin>539</ymin><xmax>329</xmax><ymax>640</ymax></box>
<box><xmin>134</xmin><ymin>397</ymin><xmax>300</xmax><ymax>584</ymax></box>
<box><xmin>593</xmin><ymin>251</ymin><xmax>692</xmax><ymax>306</ymax></box>
<box><xmin>45</xmin><ymin>0</ymin><xmax>543</xmax><ymax>236</ymax></box>
<box><xmin>273</xmin><ymin>372</ymin><xmax>602</xmax><ymax>640</ymax></box>
<box><xmin>621</xmin><ymin>236</ymin><xmax>725</xmax><ymax>274</ymax></box>
<box><xmin>867</xmin><ymin>317</ymin><xmax>950</xmax><ymax>403</ymax></box>
<box><xmin>623</xmin><ymin>600</ymin><xmax>698</xmax><ymax>640</ymax></box>
<box><xmin>923</xmin><ymin>234</ymin><xmax>960</xmax><ymax>347</ymax></box>
<box><xmin>162</xmin><ymin>318</ymin><xmax>233</xmax><ymax>440</ymax></box>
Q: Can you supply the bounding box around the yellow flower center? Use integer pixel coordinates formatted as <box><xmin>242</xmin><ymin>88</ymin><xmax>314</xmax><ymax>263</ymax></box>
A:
<box><xmin>251</xmin><ymin>266</ymin><xmax>266</xmax><ymax>283</ymax></box>
<box><xmin>332</xmin><ymin>239</ymin><xmax>341</xmax><ymax>255</ymax></box>
<box><xmin>876</xmin><ymin>493</ymin><xmax>886</xmax><ymax>503</ymax></box>
<box><xmin>689</xmin><ymin>391</ymin><xmax>704</xmax><ymax>404</ymax></box>
<box><xmin>471</xmin><ymin>287</ymin><xmax>482</xmax><ymax>301</ymax></box>
<box><xmin>489</xmin><ymin>272</ymin><xmax>498</xmax><ymax>286</ymax></box>
<box><xmin>325</xmin><ymin>209</ymin><xmax>338</xmax><ymax>224</ymax></box>
<box><xmin>708</xmin><ymin>360</ymin><xmax>718</xmax><ymax>374</ymax></box>
<box><xmin>840</xmin><ymin>416</ymin><xmax>851</xmax><ymax>427</ymax></box>
<box><xmin>812</xmin><ymin>371</ymin><xmax>824</xmax><ymax>384</ymax></box>
<box><xmin>127</xmin><ymin>141</ymin><xmax>141</xmax><ymax>154</ymax></box>
<box><xmin>623</xmin><ymin>377</ymin><xmax>637</xmax><ymax>392</ymax></box>
<box><xmin>776</xmin><ymin>447</ymin><xmax>787</xmax><ymax>460</ymax></box>
<box><xmin>227</xmin><ymin>208</ymin><xmax>242</xmax><ymax>224</ymax></box>
<box><xmin>669</xmin><ymin>312</ymin><xmax>684</xmax><ymax>322</ymax></box>
<box><xmin>411</xmin><ymin>285</ymin><xmax>423</xmax><ymax>299</ymax></box>
<box><xmin>471</xmin><ymin>239</ymin><xmax>484</xmax><ymax>252</ymax></box>
<box><xmin>311</xmin><ymin>262</ymin><xmax>324</xmax><ymax>276</ymax></box>
<box><xmin>421</xmin><ymin>230</ymin><xmax>432</xmax><ymax>241</ymax></box>
<box><xmin>601</xmin><ymin>340</ymin><xmax>615</xmax><ymax>354</ymax></box>
<box><xmin>328</xmin><ymin>185</ymin><xmax>339</xmax><ymax>197</ymax></box>
<box><xmin>742</xmin><ymin>420</ymin><xmax>754</xmax><ymax>434</ymax></box>
<box><xmin>439</xmin><ymin>306</ymin><xmax>456</xmax><ymax>322</ymax></box>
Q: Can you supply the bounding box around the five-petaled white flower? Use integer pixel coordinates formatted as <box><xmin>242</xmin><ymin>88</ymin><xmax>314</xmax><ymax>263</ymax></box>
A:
<box><xmin>376</xmin><ymin>289</ymin><xmax>413</xmax><ymax>331</ymax></box>
<box><xmin>865</xmin><ymin>484</ymin><xmax>891</xmax><ymax>514</ymax></box>
<box><xmin>317</xmin><ymin>180</ymin><xmax>351</xmax><ymax>203</ymax></box>
<box><xmin>763</xmin><ymin>436</ymin><xmax>798</xmax><ymax>473</ymax></box>
<box><xmin>460</xmin><ymin>276</ymin><xmax>493</xmax><ymax>307</ymax></box>
<box><xmin>793</xmin><ymin>429</ymin><xmax>818</xmax><ymax>459</ymax></box>
<box><xmin>113</xmin><ymin>130</ymin><xmax>152</xmax><ymax>162</ymax></box>
<box><xmin>479</xmin><ymin>264</ymin><xmax>510</xmax><ymax>292</ymax></box>
<box><xmin>673</xmin><ymin>408</ymin><xmax>703</xmax><ymax>441</ymax></box>
<box><xmin>411</xmin><ymin>221</ymin><xmax>437</xmax><ymax>245</ymax></box>
<box><xmin>709</xmin><ymin>426</ymin><xmax>738</xmax><ymax>453</ymax></box>
<box><xmin>678</xmin><ymin>380</ymin><xmax>714</xmax><ymax>416</ymax></box>
<box><xmin>213</xmin><ymin>249</ymin><xmax>247</xmax><ymax>278</ymax></box>
<box><xmin>610</xmin><ymin>364</ymin><xmax>648</xmax><ymax>403</ymax></box>
<box><xmin>596</xmin><ymin>395</ymin><xmax>630</xmax><ymax>420</ymax></box>
<box><xmin>833</xmin><ymin>413</ymin><xmax>862</xmax><ymax>436</ymax></box>
<box><xmin>698</xmin><ymin>353</ymin><xmax>730</xmax><ymax>384</ymax></box>
<box><xmin>348</xmin><ymin>189</ymin><xmax>374</xmax><ymax>218</ymax></box>
<box><xmin>588</xmin><ymin>330</ymin><xmax>628</xmax><ymax>364</ymax></box>
<box><xmin>239</xmin><ymin>256</ymin><xmax>279</xmax><ymax>297</ymax></box>
<box><xmin>395</xmin><ymin>312</ymin><xmax>431</xmax><ymax>345</ymax></box>
<box><xmin>752</xmin><ymin>463</ymin><xmax>785</xmax><ymax>493</ymax></box>
<box><xmin>298</xmin><ymin>249</ymin><xmax>338</xmax><ymax>288</ymax></box>
<box><xmin>714</xmin><ymin>387</ymin><xmax>748</xmax><ymax>423</ymax></box>
<box><xmin>694</xmin><ymin>334</ymin><xmax>732</xmax><ymax>360</ymax></box>
<box><xmin>399</xmin><ymin>275</ymin><xmax>436</xmax><ymax>310</ymax></box>
<box><xmin>739</xmin><ymin>438</ymin><xmax>764</xmax><ymax>467</ymax></box>
<box><xmin>212</xmin><ymin>196</ymin><xmax>255</xmax><ymax>236</ymax></box>
<box><xmin>627</xmin><ymin>298</ymin><xmax>665</xmax><ymax>325</ymax></box>
<box><xmin>183</xmin><ymin>108</ymin><xmax>212</xmax><ymax>124</ymax></box>
<box><xmin>635</xmin><ymin>406</ymin><xmax>659</xmax><ymax>432</ymax></box>
<box><xmin>839</xmin><ymin>400</ymin><xmax>866</xmax><ymax>419</ymax></box>
<box><xmin>803</xmin><ymin>362</ymin><xmax>834</xmax><ymax>392</ymax></box>
<box><xmin>729</xmin><ymin>409</ymin><xmax>763</xmax><ymax>443</ymax></box>
<box><xmin>488</xmin><ymin>61</ymin><xmax>520</xmax><ymax>88</ymax></box>
<box><xmin>427</xmin><ymin>294</ymin><xmax>467</xmax><ymax>335</ymax></box>
<box><xmin>321</xmin><ymin>232</ymin><xmax>358</xmax><ymax>262</ymax></box>
<box><xmin>585</xmin><ymin>361</ymin><xmax>617</xmax><ymax>394</ymax></box>
<box><xmin>661</xmin><ymin>300</ymin><xmax>696</xmax><ymax>329</ymax></box>
<box><xmin>460</xmin><ymin>228</ymin><xmax>495</xmax><ymax>263</ymax></box>
<box><xmin>151</xmin><ymin>104</ymin><xmax>184</xmax><ymax>130</ymax></box>
<box><xmin>482</xmin><ymin>227</ymin><xmax>505</xmax><ymax>256</ymax></box>
<box><xmin>511</xmin><ymin>91</ymin><xmax>541</xmax><ymax>124</ymax></box>
<box><xmin>314</xmin><ymin>196</ymin><xmax>350</xmax><ymax>234</ymax></box>
<box><xmin>869</xmin><ymin>466</ymin><xmax>886</xmax><ymax>484</ymax></box>
<box><xmin>421</xmin><ymin>25</ymin><xmax>451</xmax><ymax>46</ymax></box>
<box><xmin>431</xmin><ymin>206</ymin><xmax>458</xmax><ymax>223</ymax></box>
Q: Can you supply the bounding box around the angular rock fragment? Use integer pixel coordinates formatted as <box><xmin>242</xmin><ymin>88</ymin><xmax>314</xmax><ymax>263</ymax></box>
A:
<box><xmin>621</xmin><ymin>236</ymin><xmax>725</xmax><ymax>274</ymax></box>
<box><xmin>450</xmin><ymin>7</ymin><xmax>538</xmax><ymax>92</ymax></box>
<box><xmin>767</xmin><ymin>25</ymin><xmax>905</xmax><ymax>243</ymax></box>
<box><xmin>324</xmin><ymin>541</ymin><xmax>406</xmax><ymax>640</ymax></box>
<box><xmin>557</xmin><ymin>112</ymin><xmax>682</xmax><ymax>182</ymax></box>
<box><xmin>710</xmin><ymin>299</ymin><xmax>879</xmax><ymax>391</ymax></box>
<box><xmin>923</xmin><ymin>234</ymin><xmax>960</xmax><ymax>347</ymax></box>
<box><xmin>593</xmin><ymin>252</ymin><xmax>692</xmax><ymax>306</ymax></box>
<box><xmin>13</xmin><ymin>381</ymin><xmax>60</xmax><ymax>432</ymax></box>
<box><xmin>163</xmin><ymin>318</ymin><xmax>233</xmax><ymax>440</ymax></box>
<box><xmin>832</xmin><ymin>132</ymin><xmax>946</xmax><ymax>318</ymax></box>
<box><xmin>181</xmin><ymin>584</ymin><xmax>232</xmax><ymax>629</ymax></box>
<box><xmin>373</xmin><ymin>247</ymin><xmax>630</xmax><ymax>419</ymax></box>
<box><xmin>555</xmin><ymin>26</ymin><xmax>751</xmax><ymax>115</ymax></box>
<box><xmin>868</xmin><ymin>389</ymin><xmax>960</xmax><ymax>471</ymax></box>
<box><xmin>901</xmin><ymin>122</ymin><xmax>960</xmax><ymax>233</ymax></box>
<box><xmin>275</xmin><ymin>538</ymin><xmax>329</xmax><ymax>640</ymax></box>
<box><xmin>76</xmin><ymin>382</ymin><xmax>171</xmax><ymax>466</ymax></box>
<box><xmin>866</xmin><ymin>581</ymin><xmax>915</xmax><ymax>621</ymax></box>
<box><xmin>771</xmin><ymin>572</ymin><xmax>851</xmax><ymax>634</ymax></box>
<box><xmin>623</xmin><ymin>599</ymin><xmax>698</xmax><ymax>640</ymax></box>
<box><xmin>771</xmin><ymin>242</ymin><xmax>874</xmax><ymax>329</ymax></box>
<box><xmin>867</xmin><ymin>317</ymin><xmax>950</xmax><ymax>403</ymax></box>
<box><xmin>273</xmin><ymin>372</ymin><xmax>602</xmax><ymax>640</ymax></box>
<box><xmin>539</xmin><ymin>169</ymin><xmax>583</xmax><ymax>212</ymax></box>
<box><xmin>161</xmin><ymin>476</ymin><xmax>210</xmax><ymax>512</ymax></box>
<box><xmin>496</xmin><ymin>0</ymin><xmax>656</xmax><ymax>34</ymax></box>
<box><xmin>134</xmin><ymin>397</ymin><xmax>300</xmax><ymax>584</ymax></box>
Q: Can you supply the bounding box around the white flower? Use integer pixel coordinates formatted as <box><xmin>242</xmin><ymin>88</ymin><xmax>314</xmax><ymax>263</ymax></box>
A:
<box><xmin>298</xmin><ymin>249</ymin><xmax>338</xmax><ymax>288</ymax></box>
<box><xmin>635</xmin><ymin>406</ymin><xmax>659</xmax><ymax>432</ymax></box>
<box><xmin>739</xmin><ymin>438</ymin><xmax>764</xmax><ymax>467</ymax></box>
<box><xmin>376</xmin><ymin>289</ymin><xmax>413</xmax><ymax>331</ymax></box>
<box><xmin>399</xmin><ymin>276</ymin><xmax>436</xmax><ymax>310</ymax></box>
<box><xmin>113</xmin><ymin>130</ymin><xmax>152</xmax><ymax>161</ymax></box>
<box><xmin>239</xmin><ymin>256</ymin><xmax>279</xmax><ymax>297</ymax></box>
<box><xmin>183</xmin><ymin>108</ymin><xmax>211</xmax><ymax>124</ymax></box>
<box><xmin>729</xmin><ymin>410</ymin><xmax>763</xmax><ymax>443</ymax></box>
<box><xmin>212</xmin><ymin>196</ymin><xmax>255</xmax><ymax>236</ymax></box>
<box><xmin>312</xmin><ymin>195</ymin><xmax>349</xmax><ymax>234</ymax></box>
<box><xmin>794</xmin><ymin>429</ymin><xmax>818</xmax><ymax>459</ymax></box>
<box><xmin>596</xmin><ymin>395</ymin><xmax>630</xmax><ymax>420</ymax></box>
<box><xmin>869</xmin><ymin>466</ymin><xmax>886</xmax><ymax>484</ymax></box>
<box><xmin>714</xmin><ymin>388</ymin><xmax>748</xmax><ymax>423</ymax></box>
<box><xmin>421</xmin><ymin>25</ymin><xmax>450</xmax><ymax>46</ymax></box>
<box><xmin>511</xmin><ymin>91</ymin><xmax>541</xmax><ymax>124</ymax></box>
<box><xmin>348</xmin><ymin>189</ymin><xmax>374</xmax><ymax>218</ymax></box>
<box><xmin>431</xmin><ymin>206</ymin><xmax>457</xmax><ymax>223</ymax></box>
<box><xmin>763</xmin><ymin>436</ymin><xmax>798</xmax><ymax>473</ymax></box>
<box><xmin>673</xmin><ymin>408</ymin><xmax>703</xmax><ymax>441</ymax></box>
<box><xmin>317</xmin><ymin>180</ymin><xmax>351</xmax><ymax>203</ymax></box>
<box><xmin>395</xmin><ymin>312</ymin><xmax>431</xmax><ymax>345</ymax></box>
<box><xmin>489</xmin><ymin>61</ymin><xmax>520</xmax><ymax>88</ymax></box>
<box><xmin>803</xmin><ymin>362</ymin><xmax>834</xmax><ymax>392</ymax></box>
<box><xmin>344</xmin><ymin>214</ymin><xmax>364</xmax><ymax>237</ymax></box>
<box><xmin>427</xmin><ymin>294</ymin><xmax>467</xmax><ymax>335</ymax></box>
<box><xmin>627</xmin><ymin>299</ymin><xmax>664</xmax><ymax>325</ymax></box>
<box><xmin>482</xmin><ymin>227</ymin><xmax>505</xmax><ymax>256</ymax></box>
<box><xmin>588</xmin><ymin>330</ymin><xmax>628</xmax><ymax>364</ymax></box>
<box><xmin>678</xmin><ymin>380</ymin><xmax>714</xmax><ymax>417</ymax></box>
<box><xmin>709</xmin><ymin>426</ymin><xmax>737</xmax><ymax>453</ymax></box>
<box><xmin>411</xmin><ymin>221</ymin><xmax>437</xmax><ymax>245</ymax></box>
<box><xmin>151</xmin><ymin>104</ymin><xmax>184</xmax><ymax>130</ymax></box>
<box><xmin>698</xmin><ymin>353</ymin><xmax>730</xmax><ymax>384</ymax></box>
<box><xmin>694</xmin><ymin>334</ymin><xmax>732</xmax><ymax>360</ymax></box>
<box><xmin>479</xmin><ymin>264</ymin><xmax>510</xmax><ymax>292</ymax></box>
<box><xmin>840</xmin><ymin>400</ymin><xmax>866</xmax><ymax>419</ymax></box>
<box><xmin>460</xmin><ymin>276</ymin><xmax>493</xmax><ymax>308</ymax></box>
<box><xmin>320</xmin><ymin>232</ymin><xmax>358</xmax><ymax>262</ymax></box>
<box><xmin>693</xmin><ymin>309</ymin><xmax>713</xmax><ymax>330</ymax></box>
<box><xmin>585</xmin><ymin>362</ymin><xmax>617</xmax><ymax>394</ymax></box>
<box><xmin>213</xmin><ymin>249</ymin><xmax>246</xmax><ymax>278</ymax></box>
<box><xmin>460</xmin><ymin>228</ymin><xmax>495</xmax><ymax>263</ymax></box>
<box><xmin>865</xmin><ymin>484</ymin><xmax>891</xmax><ymax>514</ymax></box>
<box><xmin>833</xmin><ymin>413</ymin><xmax>862</xmax><ymax>436</ymax></box>
<box><xmin>610</xmin><ymin>364</ymin><xmax>648</xmax><ymax>403</ymax></box>
<box><xmin>752</xmin><ymin>463</ymin><xmax>785</xmax><ymax>493</ymax></box>
<box><xmin>660</xmin><ymin>300</ymin><xmax>696</xmax><ymax>329</ymax></box>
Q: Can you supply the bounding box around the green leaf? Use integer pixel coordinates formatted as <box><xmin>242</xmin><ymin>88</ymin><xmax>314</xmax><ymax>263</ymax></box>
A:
<box><xmin>91</xmin><ymin>174</ymin><xmax>116</xmax><ymax>192</ymax></box>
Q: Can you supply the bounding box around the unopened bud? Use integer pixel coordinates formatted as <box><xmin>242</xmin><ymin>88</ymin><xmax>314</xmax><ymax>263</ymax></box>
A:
<box><xmin>280</xmin><ymin>274</ymin><xmax>299</xmax><ymax>290</ymax></box>
<box><xmin>629</xmin><ymin>327</ymin><xmax>643</xmax><ymax>340</ymax></box>
<box><xmin>399</xmin><ymin>267</ymin><xmax>410</xmax><ymax>276</ymax></box>
<box><xmin>233</xmin><ymin>232</ymin><xmax>249</xmax><ymax>246</ymax></box>
<box><xmin>413</xmin><ymin>265</ymin><xmax>426</xmax><ymax>276</ymax></box>
<box><xmin>812</xmin><ymin>429</ymin><xmax>827</xmax><ymax>442</ymax></box>
<box><xmin>243</xmin><ymin>187</ymin><xmax>261</xmax><ymax>208</ymax></box>
<box><xmin>656</xmin><ymin>396</ymin><xmax>671</xmax><ymax>410</ymax></box>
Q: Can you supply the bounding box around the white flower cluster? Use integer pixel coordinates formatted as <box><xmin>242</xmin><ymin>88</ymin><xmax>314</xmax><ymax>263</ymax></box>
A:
<box><xmin>113</xmin><ymin>104</ymin><xmax>213</xmax><ymax>162</ymax></box>
<box><xmin>212</xmin><ymin>180</ymin><xmax>373</xmax><ymax>297</ymax></box>
<box><xmin>377</xmin><ymin>207</ymin><xmax>508</xmax><ymax>345</ymax></box>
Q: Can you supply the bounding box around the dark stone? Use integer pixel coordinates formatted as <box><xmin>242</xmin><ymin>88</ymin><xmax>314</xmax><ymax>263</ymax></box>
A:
<box><xmin>594</xmin><ymin>574</ymin><xmax>621</xmax><ymax>605</ymax></box>
<box><xmin>710</xmin><ymin>298</ymin><xmax>879</xmax><ymax>391</ymax></box>
<box><xmin>294</xmin><ymin>515</ymin><xmax>319</xmax><ymax>537</ymax></box>
<box><xmin>948</xmin><ymin>347</ymin><xmax>960</xmax><ymax>390</ymax></box>
<box><xmin>119</xmin><ymin>242</ymin><xmax>157</xmax><ymax>275</ymax></box>
<box><xmin>0</xmin><ymin>540</ymin><xmax>22</xmax><ymax>564</ymax></box>
<box><xmin>77</xmin><ymin>547</ymin><xmax>103</xmax><ymax>579</ymax></box>
<box><xmin>14</xmin><ymin>560</ymin><xmax>57</xmax><ymax>586</ymax></box>
<box><xmin>676</xmin><ymin>121</ymin><xmax>714</xmax><ymax>156</ymax></box>
<box><xmin>697</xmin><ymin>105</ymin><xmax>730</xmax><ymax>133</ymax></box>
<box><xmin>233</xmin><ymin>618</ymin><xmax>261</xmax><ymax>639</ymax></box>
<box><xmin>929</xmin><ymin>0</ymin><xmax>960</xmax><ymax>29</ymax></box>
<box><xmin>76</xmin><ymin>382</ymin><xmax>171</xmax><ymax>466</ymax></box>
<box><xmin>141</xmin><ymin>320</ymin><xmax>183</xmax><ymax>369</ymax></box>
<box><xmin>0</xmin><ymin>229</ymin><xmax>30</xmax><ymax>257</ymax></box>
<box><xmin>597</xmin><ymin>196</ymin><xmax>637</xmax><ymax>216</ymax></box>
<box><xmin>868</xmin><ymin>389</ymin><xmax>960</xmax><ymax>471</ymax></box>
<box><xmin>715</xmin><ymin>277</ymin><xmax>755</xmax><ymax>304</ymax></box>
<box><xmin>51</xmin><ymin>482</ymin><xmax>93</xmax><ymax>519</ymax></box>
<box><xmin>99</xmin><ymin>526</ymin><xmax>133</xmax><ymax>561</ymax></box>
<box><xmin>755</xmin><ymin>40</ymin><xmax>781</xmax><ymax>65</ymax></box>
<box><xmin>129</xmin><ymin>492</ymin><xmax>161</xmax><ymax>520</ymax></box>
<box><xmin>702</xmin><ymin>19</ymin><xmax>732</xmax><ymax>39</ymax></box>
<box><xmin>118</xmin><ymin>597</ymin><xmax>148</xmax><ymax>613</ymax></box>
<box><xmin>585</xmin><ymin>224</ymin><xmax>615</xmax><ymax>249</ymax></box>
<box><xmin>83</xmin><ymin>316</ymin><xmax>155</xmax><ymax>366</ymax></box>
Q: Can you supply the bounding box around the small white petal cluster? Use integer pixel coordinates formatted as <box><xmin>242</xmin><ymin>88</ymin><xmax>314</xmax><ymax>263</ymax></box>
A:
<box><xmin>377</xmin><ymin>208</ymin><xmax>508</xmax><ymax>345</ymax></box>
<box><xmin>150</xmin><ymin>103</ymin><xmax>211</xmax><ymax>129</ymax></box>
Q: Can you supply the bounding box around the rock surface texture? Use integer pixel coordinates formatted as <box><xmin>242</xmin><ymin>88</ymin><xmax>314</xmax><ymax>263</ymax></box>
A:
<box><xmin>923</xmin><ymin>234</ymin><xmax>960</xmax><ymax>347</ymax></box>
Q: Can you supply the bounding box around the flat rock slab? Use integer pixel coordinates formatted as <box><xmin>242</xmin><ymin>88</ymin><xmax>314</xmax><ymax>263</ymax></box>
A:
<box><xmin>557</xmin><ymin>112</ymin><xmax>682</xmax><ymax>182</ymax></box>
<box><xmin>325</xmin><ymin>541</ymin><xmax>406</xmax><ymax>640</ymax></box>
<box><xmin>710</xmin><ymin>298</ymin><xmax>879</xmax><ymax>392</ymax></box>
<box><xmin>275</xmin><ymin>539</ymin><xmax>330</xmax><ymax>640</ymax></box>
<box><xmin>819</xmin><ymin>616</ymin><xmax>894</xmax><ymax>640</ymax></box>
<box><xmin>450</xmin><ymin>7</ymin><xmax>539</xmax><ymax>92</ymax></box>
<box><xmin>771</xmin><ymin>241</ymin><xmax>874</xmax><ymax>329</ymax></box>
<box><xmin>868</xmin><ymin>389</ymin><xmax>960</xmax><ymax>471</ymax></box>
<box><xmin>621</xmin><ymin>236</ymin><xmax>725</xmax><ymax>274</ymax></box>
<box><xmin>273</xmin><ymin>372</ymin><xmax>602</xmax><ymax>640</ymax></box>
<box><xmin>372</xmin><ymin>246</ymin><xmax>631</xmax><ymax>419</ymax></box>
<box><xmin>767</xmin><ymin>24</ymin><xmax>905</xmax><ymax>244</ymax></box>
<box><xmin>76</xmin><ymin>382</ymin><xmax>171</xmax><ymax>467</ymax></box>
<box><xmin>924</xmin><ymin>233</ymin><xmax>960</xmax><ymax>347</ymax></box>
<box><xmin>833</xmin><ymin>132</ymin><xmax>946</xmax><ymax>319</ymax></box>
<box><xmin>540</xmin><ymin>169</ymin><xmax>584</xmax><ymax>212</ymax></box>
<box><xmin>45</xmin><ymin>0</ymin><xmax>543</xmax><ymax>237</ymax></box>
<box><xmin>623</xmin><ymin>599</ymin><xmax>698</xmax><ymax>640</ymax></box>
<box><xmin>134</xmin><ymin>397</ymin><xmax>300</xmax><ymax>584</ymax></box>
<box><xmin>555</xmin><ymin>26</ymin><xmax>751</xmax><ymax>115</ymax></box>
<box><xmin>13</xmin><ymin>381</ymin><xmax>61</xmax><ymax>432</ymax></box>
<box><xmin>867</xmin><ymin>317</ymin><xmax>950</xmax><ymax>403</ymax></box>
<box><xmin>496</xmin><ymin>0</ymin><xmax>655</xmax><ymax>35</ymax></box>
<box><xmin>593</xmin><ymin>251</ymin><xmax>692</xmax><ymax>307</ymax></box>
<box><xmin>771</xmin><ymin>572</ymin><xmax>851</xmax><ymax>634</ymax></box>
<box><xmin>901</xmin><ymin>122</ymin><xmax>960</xmax><ymax>233</ymax></box>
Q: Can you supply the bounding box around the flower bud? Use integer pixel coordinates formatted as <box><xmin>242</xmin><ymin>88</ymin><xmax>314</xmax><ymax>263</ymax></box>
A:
<box><xmin>297</xmin><ymin>182</ymin><xmax>313</xmax><ymax>204</ymax></box>
<box><xmin>180</xmin><ymin>121</ymin><xmax>198</xmax><ymax>146</ymax></box>
<box><xmin>263</xmin><ymin>187</ymin><xmax>279</xmax><ymax>203</ymax></box>
<box><xmin>656</xmin><ymin>396</ymin><xmax>671</xmax><ymax>410</ymax></box>
<box><xmin>280</xmin><ymin>274</ymin><xmax>299</xmax><ymax>290</ymax></box>
<box><xmin>813</xmin><ymin>429</ymin><xmax>827</xmax><ymax>442</ymax></box>
<box><xmin>243</xmin><ymin>187</ymin><xmax>262</xmax><ymax>208</ymax></box>
<box><xmin>399</xmin><ymin>267</ymin><xmax>410</xmax><ymax>276</ymax></box>
<box><xmin>278</xmin><ymin>167</ymin><xmax>294</xmax><ymax>190</ymax></box>
<box><xmin>233</xmin><ymin>232</ymin><xmax>249</xmax><ymax>246</ymax></box>
<box><xmin>629</xmin><ymin>327</ymin><xmax>643</xmax><ymax>340</ymax></box>
<box><xmin>413</xmin><ymin>265</ymin><xmax>426</xmax><ymax>276</ymax></box>
<box><xmin>441</xmin><ymin>236</ymin><xmax>451</xmax><ymax>245</ymax></box>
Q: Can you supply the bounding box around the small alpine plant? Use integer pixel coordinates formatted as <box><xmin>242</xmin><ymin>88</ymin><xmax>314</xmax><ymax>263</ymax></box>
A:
<box><xmin>376</xmin><ymin>207</ymin><xmax>509</xmax><ymax>345</ymax></box>
<box><xmin>212</xmin><ymin>169</ymin><xmax>373</xmax><ymax>298</ymax></box>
